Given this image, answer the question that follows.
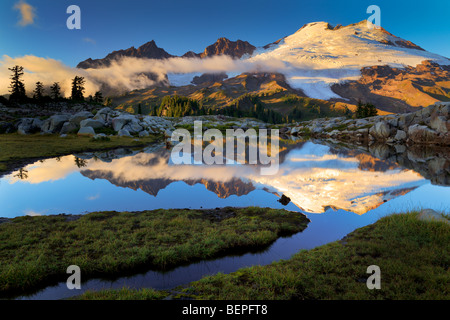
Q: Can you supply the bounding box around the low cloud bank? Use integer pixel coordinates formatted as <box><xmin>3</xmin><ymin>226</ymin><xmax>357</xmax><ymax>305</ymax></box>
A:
<box><xmin>0</xmin><ymin>54</ymin><xmax>289</xmax><ymax>98</ymax></box>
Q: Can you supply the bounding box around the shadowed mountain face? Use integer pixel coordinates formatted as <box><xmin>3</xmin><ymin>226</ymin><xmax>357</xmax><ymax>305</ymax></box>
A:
<box><xmin>196</xmin><ymin>38</ymin><xmax>256</xmax><ymax>59</ymax></box>
<box><xmin>77</xmin><ymin>40</ymin><xmax>174</xmax><ymax>69</ymax></box>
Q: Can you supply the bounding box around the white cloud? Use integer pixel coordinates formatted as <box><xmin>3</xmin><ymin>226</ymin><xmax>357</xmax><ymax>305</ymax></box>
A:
<box><xmin>83</xmin><ymin>38</ymin><xmax>96</xmax><ymax>45</ymax></box>
<box><xmin>0</xmin><ymin>54</ymin><xmax>289</xmax><ymax>97</ymax></box>
<box><xmin>87</xmin><ymin>194</ymin><xmax>100</xmax><ymax>201</ymax></box>
<box><xmin>14</xmin><ymin>1</ymin><xmax>36</xmax><ymax>27</ymax></box>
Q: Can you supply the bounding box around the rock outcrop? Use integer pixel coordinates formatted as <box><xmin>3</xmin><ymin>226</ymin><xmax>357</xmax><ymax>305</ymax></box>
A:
<box><xmin>285</xmin><ymin>101</ymin><xmax>450</xmax><ymax>146</ymax></box>
<box><xmin>12</xmin><ymin>107</ymin><xmax>175</xmax><ymax>138</ymax></box>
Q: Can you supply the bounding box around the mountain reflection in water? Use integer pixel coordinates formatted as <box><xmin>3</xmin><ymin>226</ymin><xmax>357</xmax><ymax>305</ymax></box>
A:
<box><xmin>2</xmin><ymin>140</ymin><xmax>448</xmax><ymax>218</ymax></box>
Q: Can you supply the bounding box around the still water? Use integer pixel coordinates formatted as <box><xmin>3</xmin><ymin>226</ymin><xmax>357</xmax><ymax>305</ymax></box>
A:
<box><xmin>1</xmin><ymin>140</ymin><xmax>449</xmax><ymax>299</ymax></box>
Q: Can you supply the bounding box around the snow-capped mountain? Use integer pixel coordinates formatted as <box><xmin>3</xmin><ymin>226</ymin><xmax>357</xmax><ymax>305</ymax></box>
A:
<box><xmin>247</xmin><ymin>21</ymin><xmax>449</xmax><ymax>100</ymax></box>
<box><xmin>77</xmin><ymin>20</ymin><xmax>450</xmax><ymax>113</ymax></box>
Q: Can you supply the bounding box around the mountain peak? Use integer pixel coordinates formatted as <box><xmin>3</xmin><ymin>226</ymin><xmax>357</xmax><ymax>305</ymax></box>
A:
<box><xmin>285</xmin><ymin>20</ymin><xmax>424</xmax><ymax>51</ymax></box>
<box><xmin>77</xmin><ymin>40</ymin><xmax>173</xmax><ymax>69</ymax></box>
<box><xmin>199</xmin><ymin>38</ymin><xmax>256</xmax><ymax>59</ymax></box>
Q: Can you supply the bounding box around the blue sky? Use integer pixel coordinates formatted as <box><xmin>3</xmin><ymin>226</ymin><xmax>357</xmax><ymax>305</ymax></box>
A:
<box><xmin>1</xmin><ymin>0</ymin><xmax>449</xmax><ymax>67</ymax></box>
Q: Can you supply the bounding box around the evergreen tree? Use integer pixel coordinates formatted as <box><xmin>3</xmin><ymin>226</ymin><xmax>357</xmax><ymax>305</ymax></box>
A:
<box><xmin>33</xmin><ymin>82</ymin><xmax>45</xmax><ymax>101</ymax></box>
<box><xmin>94</xmin><ymin>91</ymin><xmax>103</xmax><ymax>104</ymax></box>
<box><xmin>365</xmin><ymin>103</ymin><xmax>378</xmax><ymax>117</ymax></box>
<box><xmin>356</xmin><ymin>101</ymin><xmax>365</xmax><ymax>118</ymax></box>
<box><xmin>8</xmin><ymin>65</ymin><xmax>26</xmax><ymax>102</ymax></box>
<box><xmin>355</xmin><ymin>101</ymin><xmax>378</xmax><ymax>118</ymax></box>
<box><xmin>50</xmin><ymin>82</ymin><xmax>61</xmax><ymax>101</ymax></box>
<box><xmin>70</xmin><ymin>76</ymin><xmax>85</xmax><ymax>101</ymax></box>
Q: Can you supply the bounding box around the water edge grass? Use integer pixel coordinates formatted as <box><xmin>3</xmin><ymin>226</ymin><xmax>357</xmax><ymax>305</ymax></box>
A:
<box><xmin>0</xmin><ymin>207</ymin><xmax>309</xmax><ymax>297</ymax></box>
<box><xmin>76</xmin><ymin>211</ymin><xmax>449</xmax><ymax>300</ymax></box>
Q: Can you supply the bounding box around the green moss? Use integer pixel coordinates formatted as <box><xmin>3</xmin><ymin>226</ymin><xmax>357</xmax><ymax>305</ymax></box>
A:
<box><xmin>0</xmin><ymin>207</ymin><xmax>309</xmax><ymax>296</ymax></box>
<box><xmin>181</xmin><ymin>211</ymin><xmax>449</xmax><ymax>300</ymax></box>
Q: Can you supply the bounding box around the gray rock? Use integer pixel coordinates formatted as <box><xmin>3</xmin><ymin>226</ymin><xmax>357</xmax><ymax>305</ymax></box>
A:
<box><xmin>417</xmin><ymin>209</ymin><xmax>449</xmax><ymax>224</ymax></box>
<box><xmin>93</xmin><ymin>108</ymin><xmax>113</xmax><ymax>122</ymax></box>
<box><xmin>118</xmin><ymin>128</ymin><xmax>132</xmax><ymax>137</ymax></box>
<box><xmin>310</xmin><ymin>125</ymin><xmax>323</xmax><ymax>134</ymax></box>
<box><xmin>112</xmin><ymin>115</ymin><xmax>135</xmax><ymax>131</ymax></box>
<box><xmin>41</xmin><ymin>114</ymin><xmax>71</xmax><ymax>133</ymax></box>
<box><xmin>356</xmin><ymin>127</ymin><xmax>369</xmax><ymax>134</ymax></box>
<box><xmin>139</xmin><ymin>130</ymin><xmax>150</xmax><ymax>137</ymax></box>
<box><xmin>437</xmin><ymin>103</ymin><xmax>450</xmax><ymax>118</ymax></box>
<box><xmin>128</xmin><ymin>122</ymin><xmax>143</xmax><ymax>133</ymax></box>
<box><xmin>394</xmin><ymin>130</ymin><xmax>407</xmax><ymax>141</ymax></box>
<box><xmin>80</xmin><ymin>119</ymin><xmax>105</xmax><ymax>129</ymax></box>
<box><xmin>17</xmin><ymin>118</ymin><xmax>43</xmax><ymax>135</ymax></box>
<box><xmin>408</xmin><ymin>124</ymin><xmax>438</xmax><ymax>143</ymax></box>
<box><xmin>60</xmin><ymin>121</ymin><xmax>78</xmax><ymax>134</ymax></box>
<box><xmin>429</xmin><ymin>115</ymin><xmax>448</xmax><ymax>134</ymax></box>
<box><xmin>398</xmin><ymin>112</ymin><xmax>416</xmax><ymax>130</ymax></box>
<box><xmin>355</xmin><ymin>119</ymin><xmax>369</xmax><ymax>127</ymax></box>
<box><xmin>369</xmin><ymin>121</ymin><xmax>390</xmax><ymax>140</ymax></box>
<box><xmin>386</xmin><ymin>118</ymin><xmax>399</xmax><ymax>128</ymax></box>
<box><xmin>97</xmin><ymin>107</ymin><xmax>112</xmax><ymax>115</ymax></box>
<box><xmin>77</xmin><ymin>126</ymin><xmax>96</xmax><ymax>136</ymax></box>
<box><xmin>69</xmin><ymin>111</ymin><xmax>93</xmax><ymax>126</ymax></box>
